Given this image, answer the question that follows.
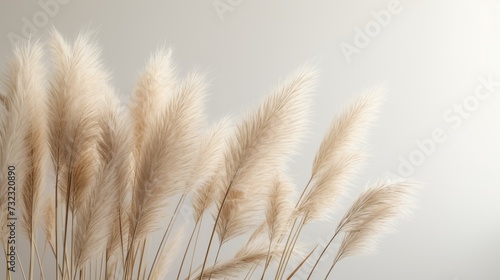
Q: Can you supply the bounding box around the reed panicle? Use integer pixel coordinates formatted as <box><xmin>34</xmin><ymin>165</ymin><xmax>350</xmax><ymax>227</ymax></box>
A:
<box><xmin>308</xmin><ymin>180</ymin><xmax>417</xmax><ymax>279</ymax></box>
<box><xmin>0</xmin><ymin>39</ymin><xmax>48</xmax><ymax>280</ymax></box>
<box><xmin>191</xmin><ymin>118</ymin><xmax>231</xmax><ymax>222</ymax></box>
<box><xmin>215</xmin><ymin>67</ymin><xmax>316</xmax><ymax>244</ymax></box>
<box><xmin>0</xmin><ymin>31</ymin><xmax>416</xmax><ymax>280</ymax></box>
<box><xmin>130</xmin><ymin>71</ymin><xmax>206</xmax><ymax>243</ymax></box>
<box><xmin>334</xmin><ymin>180</ymin><xmax>416</xmax><ymax>260</ymax></box>
<box><xmin>195</xmin><ymin>243</ymin><xmax>283</xmax><ymax>280</ymax></box>
<box><xmin>130</xmin><ymin>48</ymin><xmax>177</xmax><ymax>155</ymax></box>
<box><xmin>0</xmin><ymin>43</ymin><xmax>35</xmax><ymax>251</ymax></box>
<box><xmin>265</xmin><ymin>172</ymin><xmax>296</xmax><ymax>244</ymax></box>
<box><xmin>311</xmin><ymin>87</ymin><xmax>383</xmax><ymax>177</ymax></box>
<box><xmin>73</xmin><ymin>87</ymin><xmax>131</xmax><ymax>271</ymax></box>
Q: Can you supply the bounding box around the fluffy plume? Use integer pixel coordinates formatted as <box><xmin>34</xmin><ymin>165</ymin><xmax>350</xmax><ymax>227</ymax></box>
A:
<box><xmin>68</xmin><ymin>145</ymin><xmax>96</xmax><ymax>212</ymax></box>
<box><xmin>216</xmin><ymin>67</ymin><xmax>316</xmax><ymax>243</ymax></box>
<box><xmin>130</xmin><ymin>71</ymin><xmax>206</xmax><ymax>241</ymax></box>
<box><xmin>296</xmin><ymin>88</ymin><xmax>383</xmax><ymax>223</ymax></box>
<box><xmin>266</xmin><ymin>172</ymin><xmax>296</xmax><ymax>243</ymax></box>
<box><xmin>191</xmin><ymin>118</ymin><xmax>231</xmax><ymax>222</ymax></box>
<box><xmin>45</xmin><ymin>29</ymin><xmax>71</xmax><ymax>169</ymax></box>
<box><xmin>192</xmin><ymin>170</ymin><xmax>222</xmax><ymax>224</ymax></box>
<box><xmin>130</xmin><ymin>48</ymin><xmax>177</xmax><ymax>154</ymax></box>
<box><xmin>106</xmin><ymin>93</ymin><xmax>134</xmax><ymax>263</ymax></box>
<box><xmin>106</xmin><ymin>165</ymin><xmax>133</xmax><ymax>263</ymax></box>
<box><xmin>8</xmin><ymin>40</ymin><xmax>48</xmax><ymax>241</ymax></box>
<box><xmin>298</xmin><ymin>151</ymin><xmax>364</xmax><ymax>222</ymax></box>
<box><xmin>311</xmin><ymin>87</ymin><xmax>383</xmax><ymax>177</ymax></box>
<box><xmin>0</xmin><ymin>40</ymin><xmax>43</xmax><ymax>249</ymax></box>
<box><xmin>333</xmin><ymin>180</ymin><xmax>416</xmax><ymax>263</ymax></box>
<box><xmin>195</xmin><ymin>243</ymin><xmax>282</xmax><ymax>280</ymax></box>
<box><xmin>216</xmin><ymin>187</ymin><xmax>250</xmax><ymax>243</ymax></box>
<box><xmin>185</xmin><ymin>117</ymin><xmax>231</xmax><ymax>195</ymax></box>
<box><xmin>46</xmin><ymin>30</ymin><xmax>108</xmax><ymax>214</ymax></box>
<box><xmin>73</xmin><ymin>87</ymin><xmax>130</xmax><ymax>268</ymax></box>
<box><xmin>73</xmin><ymin>169</ymin><xmax>113</xmax><ymax>269</ymax></box>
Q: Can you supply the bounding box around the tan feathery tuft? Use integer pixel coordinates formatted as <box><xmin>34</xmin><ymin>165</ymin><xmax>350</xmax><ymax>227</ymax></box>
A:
<box><xmin>265</xmin><ymin>171</ymin><xmax>296</xmax><ymax>243</ymax></box>
<box><xmin>310</xmin><ymin>87</ymin><xmax>383</xmax><ymax>178</ymax></box>
<box><xmin>73</xmin><ymin>87</ymin><xmax>130</xmax><ymax>269</ymax></box>
<box><xmin>215</xmin><ymin>66</ymin><xmax>316</xmax><ymax>243</ymax></box>
<box><xmin>195</xmin><ymin>243</ymin><xmax>283</xmax><ymax>280</ymax></box>
<box><xmin>298</xmin><ymin>151</ymin><xmax>365</xmax><ymax>222</ymax></box>
<box><xmin>185</xmin><ymin>117</ymin><xmax>231</xmax><ymax>195</ymax></box>
<box><xmin>333</xmin><ymin>180</ymin><xmax>416</xmax><ymax>264</ymax></box>
<box><xmin>130</xmin><ymin>71</ymin><xmax>206</xmax><ymax>242</ymax></box>
<box><xmin>106</xmin><ymin>108</ymin><xmax>134</xmax><ymax>264</ymax></box>
<box><xmin>190</xmin><ymin>118</ymin><xmax>232</xmax><ymax>222</ymax></box>
<box><xmin>46</xmin><ymin>30</ymin><xmax>109</xmax><ymax>214</ymax></box>
<box><xmin>9</xmin><ymin>40</ymin><xmax>48</xmax><ymax>241</ymax></box>
<box><xmin>130</xmin><ymin>48</ymin><xmax>177</xmax><ymax>155</ymax></box>
<box><xmin>0</xmin><ymin>39</ymin><xmax>43</xmax><ymax>250</ymax></box>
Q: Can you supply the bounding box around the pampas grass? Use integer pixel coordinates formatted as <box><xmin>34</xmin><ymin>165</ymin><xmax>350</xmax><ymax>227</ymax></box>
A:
<box><xmin>0</xmin><ymin>31</ymin><xmax>417</xmax><ymax>280</ymax></box>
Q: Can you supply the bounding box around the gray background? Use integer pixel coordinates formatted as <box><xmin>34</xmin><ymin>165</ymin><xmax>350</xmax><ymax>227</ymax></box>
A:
<box><xmin>1</xmin><ymin>0</ymin><xmax>499</xmax><ymax>279</ymax></box>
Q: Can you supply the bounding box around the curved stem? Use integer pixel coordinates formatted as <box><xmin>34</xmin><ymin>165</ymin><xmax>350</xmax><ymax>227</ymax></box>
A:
<box><xmin>118</xmin><ymin>207</ymin><xmax>126</xmax><ymax>267</ymax></box>
<box><xmin>279</xmin><ymin>218</ymin><xmax>305</xmax><ymax>280</ymax></box>
<box><xmin>306</xmin><ymin>231</ymin><xmax>338</xmax><ymax>280</ymax></box>
<box><xmin>275</xmin><ymin>176</ymin><xmax>313</xmax><ymax>278</ymax></box>
<box><xmin>176</xmin><ymin>220</ymin><xmax>199</xmax><ymax>280</ymax></box>
<box><xmin>34</xmin><ymin>242</ymin><xmax>45</xmax><ymax>280</ymax></box>
<box><xmin>296</xmin><ymin>176</ymin><xmax>314</xmax><ymax>208</ymax></box>
<box><xmin>324</xmin><ymin>255</ymin><xmax>340</xmax><ymax>280</ymax></box>
<box><xmin>54</xmin><ymin>162</ymin><xmax>60</xmax><ymax>280</ymax></box>
<box><xmin>29</xmin><ymin>232</ymin><xmax>34</xmax><ymax>280</ymax></box>
<box><xmin>188</xmin><ymin>215</ymin><xmax>204</xmax><ymax>280</ymax></box>
<box><xmin>198</xmin><ymin>180</ymin><xmax>234</xmax><ymax>279</ymax></box>
<box><xmin>123</xmin><ymin>218</ymin><xmax>140</xmax><ymax>280</ymax></box>
<box><xmin>147</xmin><ymin>194</ymin><xmax>185</xmax><ymax>280</ymax></box>
<box><xmin>260</xmin><ymin>242</ymin><xmax>272</xmax><ymax>280</ymax></box>
<box><xmin>207</xmin><ymin>243</ymin><xmax>223</xmax><ymax>279</ymax></box>
<box><xmin>15</xmin><ymin>247</ymin><xmax>27</xmax><ymax>280</ymax></box>
<box><xmin>136</xmin><ymin>239</ymin><xmax>147</xmax><ymax>280</ymax></box>
<box><xmin>275</xmin><ymin>219</ymin><xmax>297</xmax><ymax>278</ymax></box>
<box><xmin>244</xmin><ymin>263</ymin><xmax>258</xmax><ymax>280</ymax></box>
<box><xmin>62</xmin><ymin>166</ymin><xmax>73</xmax><ymax>279</ymax></box>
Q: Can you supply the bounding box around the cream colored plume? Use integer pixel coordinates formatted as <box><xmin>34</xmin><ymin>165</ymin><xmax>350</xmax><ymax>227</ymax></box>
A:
<box><xmin>46</xmin><ymin>30</ymin><xmax>109</xmax><ymax>213</ymax></box>
<box><xmin>191</xmin><ymin>118</ymin><xmax>231</xmax><ymax>222</ymax></box>
<box><xmin>73</xmin><ymin>87</ymin><xmax>131</xmax><ymax>269</ymax></box>
<box><xmin>130</xmin><ymin>71</ymin><xmax>206</xmax><ymax>241</ymax></box>
<box><xmin>334</xmin><ymin>180</ymin><xmax>416</xmax><ymax>263</ymax></box>
<box><xmin>311</xmin><ymin>87</ymin><xmax>383</xmax><ymax>177</ymax></box>
<box><xmin>0</xmin><ymin>39</ymin><xmax>45</xmax><ymax>251</ymax></box>
<box><xmin>130</xmin><ymin>48</ymin><xmax>177</xmax><ymax>155</ymax></box>
<box><xmin>194</xmin><ymin>243</ymin><xmax>282</xmax><ymax>280</ymax></box>
<box><xmin>216</xmin><ymin>67</ymin><xmax>316</xmax><ymax>243</ymax></box>
<box><xmin>266</xmin><ymin>171</ymin><xmax>296</xmax><ymax>243</ymax></box>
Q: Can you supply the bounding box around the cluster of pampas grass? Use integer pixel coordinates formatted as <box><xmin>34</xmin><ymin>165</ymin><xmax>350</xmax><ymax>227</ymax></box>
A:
<box><xmin>0</xmin><ymin>30</ymin><xmax>417</xmax><ymax>280</ymax></box>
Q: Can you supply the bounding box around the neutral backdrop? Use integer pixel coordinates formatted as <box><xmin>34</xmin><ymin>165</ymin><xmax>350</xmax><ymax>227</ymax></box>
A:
<box><xmin>1</xmin><ymin>0</ymin><xmax>499</xmax><ymax>279</ymax></box>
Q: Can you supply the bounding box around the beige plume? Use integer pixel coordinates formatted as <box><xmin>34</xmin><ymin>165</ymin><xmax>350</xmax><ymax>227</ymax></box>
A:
<box><xmin>130</xmin><ymin>71</ymin><xmax>206</xmax><ymax>242</ymax></box>
<box><xmin>332</xmin><ymin>180</ymin><xmax>416</xmax><ymax>266</ymax></box>
<box><xmin>130</xmin><ymin>48</ymin><xmax>177</xmax><ymax>155</ymax></box>
<box><xmin>215</xmin><ymin>66</ymin><xmax>316</xmax><ymax>243</ymax></box>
